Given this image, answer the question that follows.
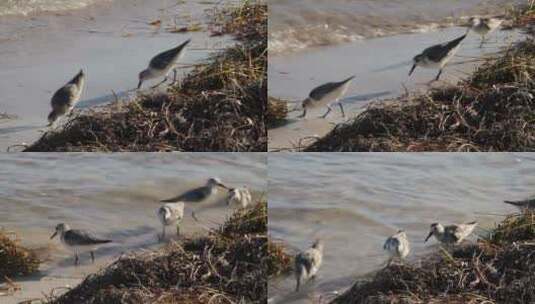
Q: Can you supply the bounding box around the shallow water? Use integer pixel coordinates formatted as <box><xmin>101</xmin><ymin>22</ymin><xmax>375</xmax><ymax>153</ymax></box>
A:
<box><xmin>0</xmin><ymin>0</ymin><xmax>106</xmax><ymax>16</ymax></box>
<box><xmin>269</xmin><ymin>0</ymin><xmax>523</xmax><ymax>54</ymax></box>
<box><xmin>268</xmin><ymin>153</ymin><xmax>535</xmax><ymax>304</ymax></box>
<box><xmin>0</xmin><ymin>0</ymin><xmax>234</xmax><ymax>151</ymax></box>
<box><xmin>268</xmin><ymin>27</ymin><xmax>522</xmax><ymax>150</ymax></box>
<box><xmin>0</xmin><ymin>153</ymin><xmax>266</xmax><ymax>303</ymax></box>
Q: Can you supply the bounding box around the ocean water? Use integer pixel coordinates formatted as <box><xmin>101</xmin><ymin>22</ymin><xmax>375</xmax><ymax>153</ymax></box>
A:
<box><xmin>0</xmin><ymin>153</ymin><xmax>266</xmax><ymax>302</ymax></box>
<box><xmin>0</xmin><ymin>0</ymin><xmax>105</xmax><ymax>16</ymax></box>
<box><xmin>268</xmin><ymin>153</ymin><xmax>535</xmax><ymax>303</ymax></box>
<box><xmin>269</xmin><ymin>0</ymin><xmax>524</xmax><ymax>54</ymax></box>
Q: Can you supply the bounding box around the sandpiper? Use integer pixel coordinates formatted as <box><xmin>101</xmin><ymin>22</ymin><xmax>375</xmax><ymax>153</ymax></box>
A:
<box><xmin>504</xmin><ymin>198</ymin><xmax>535</xmax><ymax>209</ymax></box>
<box><xmin>157</xmin><ymin>202</ymin><xmax>185</xmax><ymax>241</ymax></box>
<box><xmin>295</xmin><ymin>239</ymin><xmax>323</xmax><ymax>292</ymax></box>
<box><xmin>409</xmin><ymin>34</ymin><xmax>467</xmax><ymax>82</ymax></box>
<box><xmin>384</xmin><ymin>230</ymin><xmax>410</xmax><ymax>265</ymax></box>
<box><xmin>469</xmin><ymin>17</ymin><xmax>503</xmax><ymax>48</ymax></box>
<box><xmin>50</xmin><ymin>223</ymin><xmax>111</xmax><ymax>265</ymax></box>
<box><xmin>48</xmin><ymin>69</ymin><xmax>85</xmax><ymax>126</ymax></box>
<box><xmin>424</xmin><ymin>221</ymin><xmax>477</xmax><ymax>246</ymax></box>
<box><xmin>298</xmin><ymin>76</ymin><xmax>355</xmax><ymax>119</ymax></box>
<box><xmin>138</xmin><ymin>39</ymin><xmax>191</xmax><ymax>89</ymax></box>
<box><xmin>160</xmin><ymin>177</ymin><xmax>228</xmax><ymax>203</ymax></box>
<box><xmin>226</xmin><ymin>187</ymin><xmax>252</xmax><ymax>209</ymax></box>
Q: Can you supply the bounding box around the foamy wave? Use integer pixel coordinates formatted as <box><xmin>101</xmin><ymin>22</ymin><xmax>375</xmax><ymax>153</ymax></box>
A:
<box><xmin>0</xmin><ymin>0</ymin><xmax>103</xmax><ymax>16</ymax></box>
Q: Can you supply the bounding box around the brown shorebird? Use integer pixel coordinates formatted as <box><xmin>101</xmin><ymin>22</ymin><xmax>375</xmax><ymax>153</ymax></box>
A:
<box><xmin>425</xmin><ymin>221</ymin><xmax>477</xmax><ymax>245</ymax></box>
<box><xmin>295</xmin><ymin>239</ymin><xmax>323</xmax><ymax>292</ymax></box>
<box><xmin>299</xmin><ymin>76</ymin><xmax>355</xmax><ymax>119</ymax></box>
<box><xmin>50</xmin><ymin>223</ymin><xmax>111</xmax><ymax>265</ymax></box>
<box><xmin>48</xmin><ymin>70</ymin><xmax>85</xmax><ymax>126</ymax></box>
<box><xmin>157</xmin><ymin>202</ymin><xmax>185</xmax><ymax>241</ymax></box>
<box><xmin>384</xmin><ymin>230</ymin><xmax>410</xmax><ymax>265</ymax></box>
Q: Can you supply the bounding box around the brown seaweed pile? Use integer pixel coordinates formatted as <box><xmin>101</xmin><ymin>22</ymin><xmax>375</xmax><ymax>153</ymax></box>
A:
<box><xmin>25</xmin><ymin>1</ymin><xmax>266</xmax><ymax>152</ymax></box>
<box><xmin>0</xmin><ymin>230</ymin><xmax>40</xmax><ymax>280</ymax></box>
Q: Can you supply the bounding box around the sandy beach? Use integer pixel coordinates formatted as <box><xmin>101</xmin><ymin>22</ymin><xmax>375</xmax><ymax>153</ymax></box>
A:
<box><xmin>0</xmin><ymin>0</ymin><xmax>233</xmax><ymax>151</ymax></box>
<box><xmin>268</xmin><ymin>27</ymin><xmax>521</xmax><ymax>151</ymax></box>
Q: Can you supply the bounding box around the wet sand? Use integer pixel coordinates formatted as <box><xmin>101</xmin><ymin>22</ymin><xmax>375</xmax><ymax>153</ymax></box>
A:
<box><xmin>0</xmin><ymin>0</ymin><xmax>233</xmax><ymax>151</ymax></box>
<box><xmin>268</xmin><ymin>27</ymin><xmax>521</xmax><ymax>151</ymax></box>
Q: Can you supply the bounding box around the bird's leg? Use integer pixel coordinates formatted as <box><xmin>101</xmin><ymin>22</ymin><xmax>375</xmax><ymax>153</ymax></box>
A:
<box><xmin>338</xmin><ymin>102</ymin><xmax>346</xmax><ymax>118</ymax></box>
<box><xmin>172</xmin><ymin>69</ymin><xmax>179</xmax><ymax>85</ymax></box>
<box><xmin>176</xmin><ymin>224</ymin><xmax>180</xmax><ymax>236</ymax></box>
<box><xmin>480</xmin><ymin>35</ymin><xmax>486</xmax><ymax>48</ymax></box>
<box><xmin>91</xmin><ymin>251</ymin><xmax>95</xmax><ymax>263</ymax></box>
<box><xmin>151</xmin><ymin>77</ymin><xmax>169</xmax><ymax>89</ymax></box>
<box><xmin>297</xmin><ymin>108</ymin><xmax>307</xmax><ymax>119</ymax></box>
<box><xmin>320</xmin><ymin>106</ymin><xmax>332</xmax><ymax>119</ymax></box>
<box><xmin>295</xmin><ymin>278</ymin><xmax>300</xmax><ymax>292</ymax></box>
<box><xmin>435</xmin><ymin>69</ymin><xmax>443</xmax><ymax>81</ymax></box>
<box><xmin>74</xmin><ymin>251</ymin><xmax>79</xmax><ymax>266</ymax></box>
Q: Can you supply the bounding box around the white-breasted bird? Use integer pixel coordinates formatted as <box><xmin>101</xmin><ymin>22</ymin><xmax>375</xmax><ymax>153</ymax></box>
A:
<box><xmin>299</xmin><ymin>76</ymin><xmax>355</xmax><ymax>119</ymax></box>
<box><xmin>469</xmin><ymin>17</ymin><xmax>503</xmax><ymax>48</ymax></box>
<box><xmin>138</xmin><ymin>39</ymin><xmax>191</xmax><ymax>89</ymax></box>
<box><xmin>50</xmin><ymin>223</ymin><xmax>111</xmax><ymax>265</ymax></box>
<box><xmin>48</xmin><ymin>69</ymin><xmax>85</xmax><ymax>126</ymax></box>
<box><xmin>295</xmin><ymin>239</ymin><xmax>324</xmax><ymax>292</ymax></box>
<box><xmin>157</xmin><ymin>202</ymin><xmax>185</xmax><ymax>241</ymax></box>
<box><xmin>424</xmin><ymin>221</ymin><xmax>478</xmax><ymax>245</ymax></box>
<box><xmin>384</xmin><ymin>230</ymin><xmax>410</xmax><ymax>265</ymax></box>
<box><xmin>409</xmin><ymin>34</ymin><xmax>467</xmax><ymax>82</ymax></box>
<box><xmin>226</xmin><ymin>187</ymin><xmax>252</xmax><ymax>209</ymax></box>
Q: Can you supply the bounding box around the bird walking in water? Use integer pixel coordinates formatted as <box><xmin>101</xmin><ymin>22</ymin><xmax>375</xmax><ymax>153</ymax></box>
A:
<box><xmin>138</xmin><ymin>39</ymin><xmax>191</xmax><ymax>89</ymax></box>
<box><xmin>409</xmin><ymin>34</ymin><xmax>467</xmax><ymax>82</ymax></box>
<box><xmin>50</xmin><ymin>223</ymin><xmax>111</xmax><ymax>265</ymax></box>
<box><xmin>469</xmin><ymin>17</ymin><xmax>503</xmax><ymax>48</ymax></box>
<box><xmin>384</xmin><ymin>230</ymin><xmax>410</xmax><ymax>266</ymax></box>
<box><xmin>504</xmin><ymin>198</ymin><xmax>535</xmax><ymax>209</ymax></box>
<box><xmin>295</xmin><ymin>239</ymin><xmax>323</xmax><ymax>292</ymax></box>
<box><xmin>157</xmin><ymin>202</ymin><xmax>185</xmax><ymax>241</ymax></box>
<box><xmin>299</xmin><ymin>76</ymin><xmax>355</xmax><ymax>119</ymax></box>
<box><xmin>424</xmin><ymin>221</ymin><xmax>477</xmax><ymax>246</ymax></box>
<box><xmin>48</xmin><ymin>69</ymin><xmax>85</xmax><ymax>126</ymax></box>
<box><xmin>160</xmin><ymin>177</ymin><xmax>228</xmax><ymax>203</ymax></box>
<box><xmin>226</xmin><ymin>187</ymin><xmax>252</xmax><ymax>209</ymax></box>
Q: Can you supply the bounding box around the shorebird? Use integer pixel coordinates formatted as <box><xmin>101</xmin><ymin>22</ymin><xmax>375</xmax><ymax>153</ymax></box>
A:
<box><xmin>50</xmin><ymin>223</ymin><xmax>111</xmax><ymax>265</ymax></box>
<box><xmin>295</xmin><ymin>239</ymin><xmax>323</xmax><ymax>292</ymax></box>
<box><xmin>226</xmin><ymin>187</ymin><xmax>252</xmax><ymax>209</ymax></box>
<box><xmin>298</xmin><ymin>76</ymin><xmax>355</xmax><ymax>119</ymax></box>
<box><xmin>48</xmin><ymin>69</ymin><xmax>85</xmax><ymax>126</ymax></box>
<box><xmin>409</xmin><ymin>34</ymin><xmax>467</xmax><ymax>82</ymax></box>
<box><xmin>138</xmin><ymin>39</ymin><xmax>191</xmax><ymax>89</ymax></box>
<box><xmin>384</xmin><ymin>230</ymin><xmax>410</xmax><ymax>265</ymax></box>
<box><xmin>425</xmin><ymin>221</ymin><xmax>478</xmax><ymax>246</ymax></box>
<box><xmin>469</xmin><ymin>17</ymin><xmax>503</xmax><ymax>48</ymax></box>
<box><xmin>504</xmin><ymin>198</ymin><xmax>535</xmax><ymax>209</ymax></box>
<box><xmin>160</xmin><ymin>177</ymin><xmax>228</xmax><ymax>203</ymax></box>
<box><xmin>157</xmin><ymin>202</ymin><xmax>185</xmax><ymax>241</ymax></box>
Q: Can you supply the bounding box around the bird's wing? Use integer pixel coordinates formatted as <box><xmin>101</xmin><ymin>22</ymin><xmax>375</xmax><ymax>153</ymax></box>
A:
<box><xmin>423</xmin><ymin>34</ymin><xmax>466</xmax><ymax>62</ymax></box>
<box><xmin>149</xmin><ymin>40</ymin><xmax>190</xmax><ymax>70</ymax></box>
<box><xmin>504</xmin><ymin>199</ymin><xmax>535</xmax><ymax>207</ymax></box>
<box><xmin>309</xmin><ymin>76</ymin><xmax>354</xmax><ymax>100</ymax></box>
<box><xmin>51</xmin><ymin>84</ymin><xmax>77</xmax><ymax>109</ymax></box>
<box><xmin>384</xmin><ymin>236</ymin><xmax>400</xmax><ymax>252</ymax></box>
<box><xmin>161</xmin><ymin>187</ymin><xmax>206</xmax><ymax>203</ymax></box>
<box><xmin>295</xmin><ymin>252</ymin><xmax>313</xmax><ymax>274</ymax></box>
<box><xmin>65</xmin><ymin>230</ymin><xmax>111</xmax><ymax>245</ymax></box>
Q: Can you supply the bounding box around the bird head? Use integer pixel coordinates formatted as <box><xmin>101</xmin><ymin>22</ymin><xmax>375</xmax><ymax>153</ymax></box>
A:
<box><xmin>50</xmin><ymin>223</ymin><xmax>69</xmax><ymax>239</ymax></box>
<box><xmin>312</xmin><ymin>239</ymin><xmax>324</xmax><ymax>252</ymax></box>
<box><xmin>425</xmin><ymin>223</ymin><xmax>443</xmax><ymax>242</ymax></box>
<box><xmin>207</xmin><ymin>177</ymin><xmax>227</xmax><ymax>189</ymax></box>
<box><xmin>138</xmin><ymin>69</ymin><xmax>151</xmax><ymax>89</ymax></box>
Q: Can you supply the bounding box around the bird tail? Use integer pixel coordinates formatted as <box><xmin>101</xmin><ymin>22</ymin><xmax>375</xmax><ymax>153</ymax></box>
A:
<box><xmin>68</xmin><ymin>69</ymin><xmax>85</xmax><ymax>86</ymax></box>
<box><xmin>342</xmin><ymin>75</ymin><xmax>356</xmax><ymax>83</ymax></box>
<box><xmin>175</xmin><ymin>39</ymin><xmax>191</xmax><ymax>52</ymax></box>
<box><xmin>466</xmin><ymin>221</ymin><xmax>478</xmax><ymax>226</ymax></box>
<box><xmin>95</xmin><ymin>239</ymin><xmax>112</xmax><ymax>244</ymax></box>
<box><xmin>447</xmin><ymin>34</ymin><xmax>468</xmax><ymax>49</ymax></box>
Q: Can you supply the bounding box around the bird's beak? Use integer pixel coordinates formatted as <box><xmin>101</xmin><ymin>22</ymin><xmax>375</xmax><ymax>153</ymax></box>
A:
<box><xmin>50</xmin><ymin>231</ymin><xmax>58</xmax><ymax>240</ymax></box>
<box><xmin>409</xmin><ymin>64</ymin><xmax>416</xmax><ymax>76</ymax></box>
<box><xmin>137</xmin><ymin>80</ymin><xmax>143</xmax><ymax>90</ymax></box>
<box><xmin>424</xmin><ymin>231</ymin><xmax>433</xmax><ymax>242</ymax></box>
<box><xmin>217</xmin><ymin>183</ymin><xmax>228</xmax><ymax>189</ymax></box>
